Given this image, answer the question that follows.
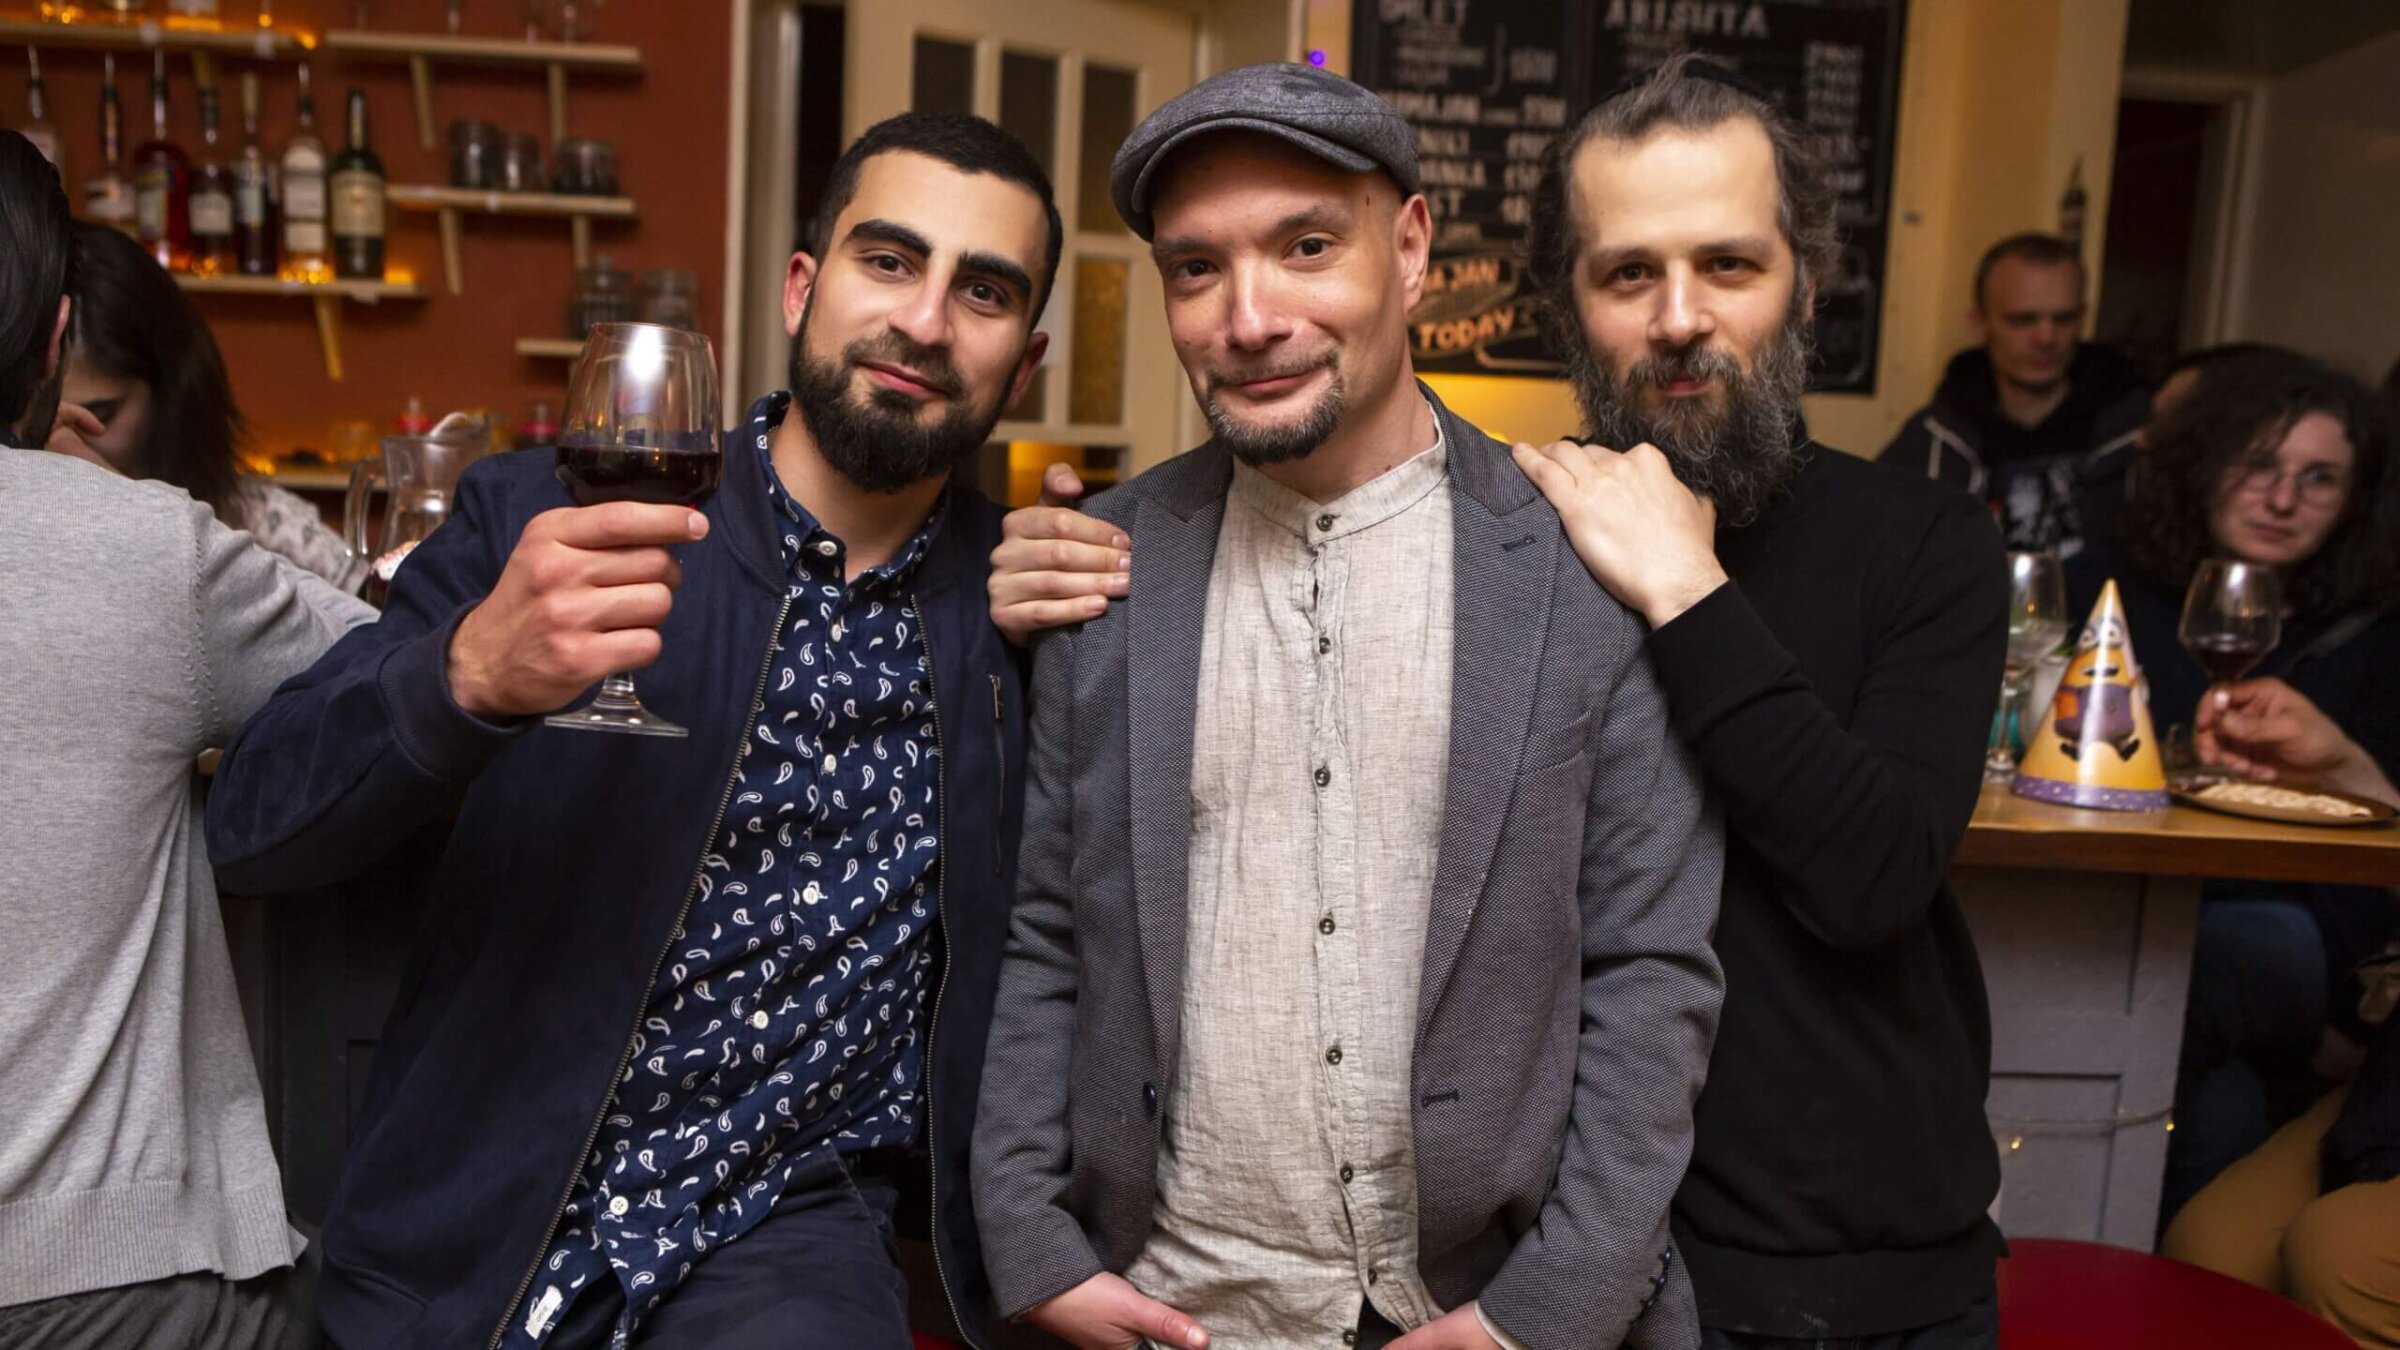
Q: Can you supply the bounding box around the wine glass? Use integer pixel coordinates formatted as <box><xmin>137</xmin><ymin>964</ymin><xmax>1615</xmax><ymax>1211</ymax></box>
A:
<box><xmin>1986</xmin><ymin>550</ymin><xmax>2069</xmax><ymax>782</ymax></box>
<box><xmin>545</xmin><ymin>323</ymin><xmax>722</xmax><ymax>738</ymax></box>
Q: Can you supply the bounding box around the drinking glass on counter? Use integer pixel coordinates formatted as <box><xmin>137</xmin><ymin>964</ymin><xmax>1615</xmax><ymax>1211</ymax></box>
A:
<box><xmin>1985</xmin><ymin>550</ymin><xmax>2069</xmax><ymax>782</ymax></box>
<box><xmin>544</xmin><ymin>323</ymin><xmax>722</xmax><ymax>738</ymax></box>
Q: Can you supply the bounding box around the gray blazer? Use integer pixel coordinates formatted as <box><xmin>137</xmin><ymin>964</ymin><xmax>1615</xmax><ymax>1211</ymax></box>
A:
<box><xmin>973</xmin><ymin>388</ymin><xmax>1725</xmax><ymax>1350</ymax></box>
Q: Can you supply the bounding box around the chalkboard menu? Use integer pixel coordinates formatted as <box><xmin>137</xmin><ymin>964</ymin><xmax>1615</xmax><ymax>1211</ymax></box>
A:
<box><xmin>1351</xmin><ymin>0</ymin><xmax>1908</xmax><ymax>394</ymax></box>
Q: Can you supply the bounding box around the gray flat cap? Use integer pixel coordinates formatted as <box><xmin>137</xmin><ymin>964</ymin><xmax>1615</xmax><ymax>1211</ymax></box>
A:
<box><xmin>1109</xmin><ymin>63</ymin><xmax>1420</xmax><ymax>240</ymax></box>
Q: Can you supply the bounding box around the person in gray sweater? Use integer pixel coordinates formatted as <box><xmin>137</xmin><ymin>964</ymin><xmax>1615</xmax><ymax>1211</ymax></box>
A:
<box><xmin>0</xmin><ymin>130</ymin><xmax>374</xmax><ymax>1348</ymax></box>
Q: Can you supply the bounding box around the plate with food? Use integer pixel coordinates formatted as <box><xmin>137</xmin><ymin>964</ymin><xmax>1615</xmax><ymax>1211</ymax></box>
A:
<box><xmin>2173</xmin><ymin>780</ymin><xmax>2398</xmax><ymax>828</ymax></box>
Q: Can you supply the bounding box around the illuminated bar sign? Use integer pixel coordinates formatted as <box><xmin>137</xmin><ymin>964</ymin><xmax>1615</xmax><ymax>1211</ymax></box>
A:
<box><xmin>1352</xmin><ymin>0</ymin><xmax>1908</xmax><ymax>393</ymax></box>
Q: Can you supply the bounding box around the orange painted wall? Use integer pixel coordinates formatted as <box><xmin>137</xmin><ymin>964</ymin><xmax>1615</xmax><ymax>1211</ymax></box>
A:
<box><xmin>19</xmin><ymin>0</ymin><xmax>733</xmax><ymax>459</ymax></box>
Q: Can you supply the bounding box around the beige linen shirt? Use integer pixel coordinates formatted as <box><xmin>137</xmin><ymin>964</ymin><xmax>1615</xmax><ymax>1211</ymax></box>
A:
<box><xmin>1124</xmin><ymin>425</ymin><xmax>1456</xmax><ymax>1347</ymax></box>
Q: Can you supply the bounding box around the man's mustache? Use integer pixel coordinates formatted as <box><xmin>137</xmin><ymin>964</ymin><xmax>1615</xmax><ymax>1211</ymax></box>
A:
<box><xmin>846</xmin><ymin>333</ymin><xmax>963</xmax><ymax>399</ymax></box>
<box><xmin>1205</xmin><ymin>351</ymin><xmax>1338</xmax><ymax>396</ymax></box>
<box><xmin>1624</xmin><ymin>345</ymin><xmax>1745</xmax><ymax>390</ymax></box>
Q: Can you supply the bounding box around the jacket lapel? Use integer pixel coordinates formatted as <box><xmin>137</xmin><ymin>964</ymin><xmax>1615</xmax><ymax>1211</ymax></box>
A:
<box><xmin>1125</xmin><ymin>448</ymin><xmax>1232</xmax><ymax>1078</ymax></box>
<box><xmin>1417</xmin><ymin>387</ymin><xmax>1554</xmax><ymax>1043</ymax></box>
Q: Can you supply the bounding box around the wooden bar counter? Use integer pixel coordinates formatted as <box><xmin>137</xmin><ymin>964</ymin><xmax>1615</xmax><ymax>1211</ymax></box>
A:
<box><xmin>1953</xmin><ymin>784</ymin><xmax>2397</xmax><ymax>1251</ymax></box>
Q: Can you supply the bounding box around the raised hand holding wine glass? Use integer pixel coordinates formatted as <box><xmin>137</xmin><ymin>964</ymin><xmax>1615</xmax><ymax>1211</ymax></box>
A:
<box><xmin>443</xmin><ymin>324</ymin><xmax>720</xmax><ymax>739</ymax></box>
<box><xmin>544</xmin><ymin>323</ymin><xmax>723</xmax><ymax>735</ymax></box>
<box><xmin>1984</xmin><ymin>550</ymin><xmax>2068</xmax><ymax>782</ymax></box>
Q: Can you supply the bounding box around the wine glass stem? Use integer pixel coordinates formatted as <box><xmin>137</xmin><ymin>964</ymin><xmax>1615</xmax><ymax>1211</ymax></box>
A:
<box><xmin>589</xmin><ymin>673</ymin><xmax>644</xmax><ymax>714</ymax></box>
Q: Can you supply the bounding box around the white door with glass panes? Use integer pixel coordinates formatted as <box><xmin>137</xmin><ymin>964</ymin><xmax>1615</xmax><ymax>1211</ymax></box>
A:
<box><xmin>846</xmin><ymin>0</ymin><xmax>1198</xmax><ymax>494</ymax></box>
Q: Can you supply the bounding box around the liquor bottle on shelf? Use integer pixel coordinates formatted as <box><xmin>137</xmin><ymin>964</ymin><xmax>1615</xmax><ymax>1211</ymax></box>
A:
<box><xmin>278</xmin><ymin>64</ymin><xmax>329</xmax><ymax>283</ymax></box>
<box><xmin>329</xmin><ymin>87</ymin><xmax>386</xmax><ymax>281</ymax></box>
<box><xmin>188</xmin><ymin>84</ymin><xmax>235</xmax><ymax>277</ymax></box>
<box><xmin>232</xmin><ymin>72</ymin><xmax>276</xmax><ymax>276</ymax></box>
<box><xmin>87</xmin><ymin>55</ymin><xmax>139</xmax><ymax>238</ymax></box>
<box><xmin>131</xmin><ymin>51</ymin><xmax>192</xmax><ymax>272</ymax></box>
<box><xmin>19</xmin><ymin>49</ymin><xmax>65</xmax><ymax>183</ymax></box>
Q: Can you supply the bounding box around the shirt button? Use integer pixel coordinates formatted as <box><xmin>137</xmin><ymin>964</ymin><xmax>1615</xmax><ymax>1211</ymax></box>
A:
<box><xmin>1325</xmin><ymin>1045</ymin><xmax>1343</xmax><ymax>1066</ymax></box>
<box><xmin>814</xmin><ymin>539</ymin><xmax>839</xmax><ymax>557</ymax></box>
<box><xmin>1319</xmin><ymin>915</ymin><xmax>1336</xmax><ymax>935</ymax></box>
<box><xmin>1316</xmin><ymin>513</ymin><xmax>1336</xmax><ymax>531</ymax></box>
<box><xmin>1342</xmin><ymin>1333</ymin><xmax>1357</xmax><ymax>1348</ymax></box>
<box><xmin>1314</xmin><ymin>766</ymin><xmax>1331</xmax><ymax>788</ymax></box>
<box><xmin>1317</xmin><ymin>635</ymin><xmax>1332</xmax><ymax>655</ymax></box>
<box><xmin>606</xmin><ymin>1196</ymin><xmax>629</xmax><ymax>1218</ymax></box>
<box><xmin>751</xmin><ymin>1010</ymin><xmax>770</xmax><ymax>1030</ymax></box>
<box><xmin>1367</xmin><ymin>1268</ymin><xmax>1379</xmax><ymax>1285</ymax></box>
<box><xmin>1339</xmin><ymin>1164</ymin><xmax>1354</xmax><ymax>1184</ymax></box>
<box><xmin>822</xmin><ymin>753</ymin><xmax>837</xmax><ymax>774</ymax></box>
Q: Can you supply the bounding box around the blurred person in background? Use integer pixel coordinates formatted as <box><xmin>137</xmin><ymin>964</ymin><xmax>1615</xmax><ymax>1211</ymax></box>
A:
<box><xmin>1880</xmin><ymin>231</ymin><xmax>2146</xmax><ymax>558</ymax></box>
<box><xmin>48</xmin><ymin>222</ymin><xmax>362</xmax><ymax>591</ymax></box>
<box><xmin>1</xmin><ymin>128</ymin><xmax>372</xmax><ymax>1350</ymax></box>
<box><xmin>2068</xmin><ymin>349</ymin><xmax>2399</xmax><ymax>1224</ymax></box>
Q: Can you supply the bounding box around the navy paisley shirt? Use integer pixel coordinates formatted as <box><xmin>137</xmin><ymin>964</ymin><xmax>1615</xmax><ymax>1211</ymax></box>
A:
<box><xmin>508</xmin><ymin>392</ymin><xmax>947</xmax><ymax>1346</ymax></box>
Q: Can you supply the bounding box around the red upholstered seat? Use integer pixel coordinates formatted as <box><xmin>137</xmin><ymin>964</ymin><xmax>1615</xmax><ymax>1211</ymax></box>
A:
<box><xmin>1998</xmin><ymin>1237</ymin><xmax>2353</xmax><ymax>1349</ymax></box>
<box><xmin>912</xmin><ymin>1336</ymin><xmax>967</xmax><ymax>1350</ymax></box>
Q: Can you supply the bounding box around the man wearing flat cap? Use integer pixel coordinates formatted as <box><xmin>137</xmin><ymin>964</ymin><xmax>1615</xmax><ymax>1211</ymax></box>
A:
<box><xmin>972</xmin><ymin>64</ymin><xmax>1725</xmax><ymax>1350</ymax></box>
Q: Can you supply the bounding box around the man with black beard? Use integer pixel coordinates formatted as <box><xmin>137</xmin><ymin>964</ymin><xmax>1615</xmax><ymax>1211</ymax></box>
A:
<box><xmin>206</xmin><ymin>113</ymin><xmax>1053</xmax><ymax>1350</ymax></box>
<box><xmin>988</xmin><ymin>55</ymin><xmax>2012</xmax><ymax>1350</ymax></box>
<box><xmin>1514</xmin><ymin>58</ymin><xmax>2011</xmax><ymax>1350</ymax></box>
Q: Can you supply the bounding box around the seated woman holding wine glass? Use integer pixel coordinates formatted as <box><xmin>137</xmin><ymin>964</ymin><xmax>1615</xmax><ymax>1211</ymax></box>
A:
<box><xmin>2066</xmin><ymin>346</ymin><xmax>2400</xmax><ymax>1227</ymax></box>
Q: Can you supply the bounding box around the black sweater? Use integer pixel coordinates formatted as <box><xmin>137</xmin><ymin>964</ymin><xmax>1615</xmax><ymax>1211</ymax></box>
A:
<box><xmin>1647</xmin><ymin>446</ymin><xmax>2009</xmax><ymax>1336</ymax></box>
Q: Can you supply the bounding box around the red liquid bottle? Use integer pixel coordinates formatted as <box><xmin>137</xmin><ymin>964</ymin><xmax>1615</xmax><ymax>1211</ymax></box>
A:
<box><xmin>131</xmin><ymin>51</ymin><xmax>192</xmax><ymax>271</ymax></box>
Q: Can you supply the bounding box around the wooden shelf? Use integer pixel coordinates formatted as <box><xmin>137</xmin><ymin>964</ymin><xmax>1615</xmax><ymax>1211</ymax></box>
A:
<box><xmin>177</xmin><ymin>274</ymin><xmax>421</xmax><ymax>301</ymax></box>
<box><xmin>257</xmin><ymin>465</ymin><xmax>355</xmax><ymax>491</ymax></box>
<box><xmin>390</xmin><ymin>186</ymin><xmax>634</xmax><ymax>295</ymax></box>
<box><xmin>0</xmin><ymin>16</ymin><xmax>315</xmax><ymax>58</ymax></box>
<box><xmin>516</xmin><ymin>338</ymin><xmax>585</xmax><ymax>360</ymax></box>
<box><xmin>322</xmin><ymin>28</ymin><xmax>640</xmax><ymax>72</ymax></box>
<box><xmin>389</xmin><ymin>186</ymin><xmax>636</xmax><ymax>219</ymax></box>
<box><xmin>322</xmin><ymin>28</ymin><xmax>641</xmax><ymax>154</ymax></box>
<box><xmin>175</xmin><ymin>274</ymin><xmax>425</xmax><ymax>380</ymax></box>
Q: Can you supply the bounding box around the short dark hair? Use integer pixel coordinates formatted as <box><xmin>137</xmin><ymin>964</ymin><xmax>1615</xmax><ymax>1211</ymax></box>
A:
<box><xmin>805</xmin><ymin>112</ymin><xmax>1064</xmax><ymax>322</ymax></box>
<box><xmin>2127</xmin><ymin>350</ymin><xmax>2395</xmax><ymax>620</ymax></box>
<box><xmin>1</xmin><ymin>130</ymin><xmax>74</xmax><ymax>434</ymax></box>
<box><xmin>1526</xmin><ymin>52</ymin><xmax>1840</xmax><ymax>354</ymax></box>
<box><xmin>1972</xmin><ymin>232</ymin><xmax>2083</xmax><ymax>311</ymax></box>
<box><xmin>68</xmin><ymin>223</ymin><xmax>246</xmax><ymax>520</ymax></box>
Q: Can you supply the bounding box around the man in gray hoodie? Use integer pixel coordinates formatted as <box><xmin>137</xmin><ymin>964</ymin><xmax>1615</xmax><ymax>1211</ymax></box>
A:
<box><xmin>0</xmin><ymin>129</ymin><xmax>373</xmax><ymax>1348</ymax></box>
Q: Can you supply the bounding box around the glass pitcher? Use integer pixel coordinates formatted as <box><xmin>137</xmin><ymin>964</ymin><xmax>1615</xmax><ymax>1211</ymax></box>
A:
<box><xmin>344</xmin><ymin>412</ymin><xmax>489</xmax><ymax>600</ymax></box>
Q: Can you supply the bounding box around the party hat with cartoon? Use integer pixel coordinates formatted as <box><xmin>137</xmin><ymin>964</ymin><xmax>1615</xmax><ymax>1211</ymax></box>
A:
<box><xmin>2013</xmin><ymin>580</ymin><xmax>2169</xmax><ymax>811</ymax></box>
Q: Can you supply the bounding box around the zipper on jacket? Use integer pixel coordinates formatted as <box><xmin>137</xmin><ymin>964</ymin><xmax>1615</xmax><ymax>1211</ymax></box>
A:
<box><xmin>989</xmin><ymin>672</ymin><xmax>1006</xmax><ymax>879</ymax></box>
<box><xmin>485</xmin><ymin>591</ymin><xmax>797</xmax><ymax>1350</ymax></box>
<box><xmin>913</xmin><ymin>599</ymin><xmax>984</xmax><ymax>1350</ymax></box>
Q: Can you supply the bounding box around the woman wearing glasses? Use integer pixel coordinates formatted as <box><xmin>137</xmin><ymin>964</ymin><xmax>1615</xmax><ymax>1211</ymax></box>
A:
<box><xmin>2067</xmin><ymin>347</ymin><xmax>2396</xmax><ymax>1298</ymax></box>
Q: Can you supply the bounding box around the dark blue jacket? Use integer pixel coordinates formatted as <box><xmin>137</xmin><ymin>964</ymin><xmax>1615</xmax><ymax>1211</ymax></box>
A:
<box><xmin>205</xmin><ymin>437</ymin><xmax>1025</xmax><ymax>1350</ymax></box>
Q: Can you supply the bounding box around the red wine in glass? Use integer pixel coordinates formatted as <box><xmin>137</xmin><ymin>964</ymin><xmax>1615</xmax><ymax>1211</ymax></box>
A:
<box><xmin>555</xmin><ymin>437</ymin><xmax>722</xmax><ymax>508</ymax></box>
<box><xmin>2183</xmin><ymin>632</ymin><xmax>2272</xmax><ymax>684</ymax></box>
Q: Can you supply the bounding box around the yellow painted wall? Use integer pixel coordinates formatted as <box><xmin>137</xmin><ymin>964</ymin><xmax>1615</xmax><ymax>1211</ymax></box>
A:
<box><xmin>1304</xmin><ymin>0</ymin><xmax>2131</xmax><ymax>455</ymax></box>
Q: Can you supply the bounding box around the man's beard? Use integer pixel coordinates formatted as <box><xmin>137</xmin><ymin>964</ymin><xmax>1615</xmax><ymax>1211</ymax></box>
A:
<box><xmin>1564</xmin><ymin>290</ymin><xmax>1813</xmax><ymax>528</ymax></box>
<box><xmin>1200</xmin><ymin>352</ymin><xmax>1345</xmax><ymax>466</ymax></box>
<box><xmin>787</xmin><ymin>316</ymin><xmax>1009</xmax><ymax>496</ymax></box>
<box><xmin>10</xmin><ymin>363</ymin><xmax>65</xmax><ymax>450</ymax></box>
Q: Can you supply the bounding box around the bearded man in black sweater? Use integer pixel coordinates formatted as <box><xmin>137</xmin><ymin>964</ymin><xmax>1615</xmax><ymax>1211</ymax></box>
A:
<box><xmin>984</xmin><ymin>53</ymin><xmax>2009</xmax><ymax>1350</ymax></box>
<box><xmin>1507</xmin><ymin>56</ymin><xmax>2010</xmax><ymax>1349</ymax></box>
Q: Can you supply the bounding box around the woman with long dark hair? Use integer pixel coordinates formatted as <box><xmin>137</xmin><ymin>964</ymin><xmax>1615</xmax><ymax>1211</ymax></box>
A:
<box><xmin>2071</xmin><ymin>347</ymin><xmax>2399</xmax><ymax>1243</ymax></box>
<box><xmin>57</xmin><ymin>223</ymin><xmax>362</xmax><ymax>590</ymax></box>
